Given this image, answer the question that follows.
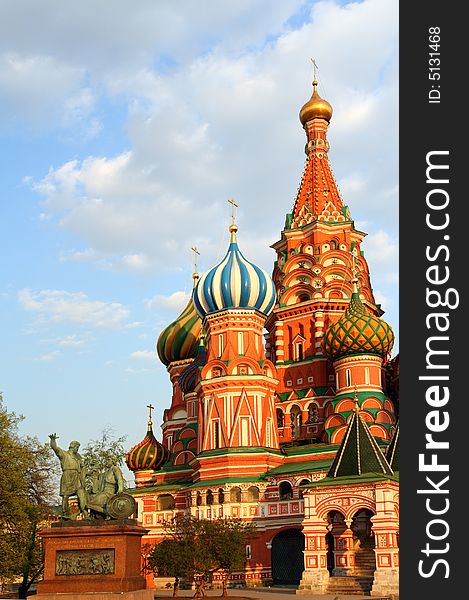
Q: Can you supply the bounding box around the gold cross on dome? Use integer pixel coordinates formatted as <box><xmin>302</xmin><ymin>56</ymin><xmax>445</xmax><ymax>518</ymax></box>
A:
<box><xmin>228</xmin><ymin>198</ymin><xmax>238</xmax><ymax>225</ymax></box>
<box><xmin>147</xmin><ymin>403</ymin><xmax>155</xmax><ymax>421</ymax></box>
<box><xmin>191</xmin><ymin>246</ymin><xmax>200</xmax><ymax>273</ymax></box>
<box><xmin>311</xmin><ymin>58</ymin><xmax>319</xmax><ymax>81</ymax></box>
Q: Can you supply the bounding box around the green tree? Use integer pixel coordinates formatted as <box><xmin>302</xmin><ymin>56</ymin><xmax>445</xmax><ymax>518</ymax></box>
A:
<box><xmin>209</xmin><ymin>519</ymin><xmax>255</xmax><ymax>596</ymax></box>
<box><xmin>81</xmin><ymin>426</ymin><xmax>127</xmax><ymax>495</ymax></box>
<box><xmin>0</xmin><ymin>395</ymin><xmax>57</xmax><ymax>598</ymax></box>
<box><xmin>148</xmin><ymin>514</ymin><xmax>255</xmax><ymax>598</ymax></box>
<box><xmin>148</xmin><ymin>538</ymin><xmax>194</xmax><ymax>596</ymax></box>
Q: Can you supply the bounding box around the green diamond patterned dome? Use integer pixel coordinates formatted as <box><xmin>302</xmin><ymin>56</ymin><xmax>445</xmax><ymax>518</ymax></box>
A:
<box><xmin>323</xmin><ymin>289</ymin><xmax>394</xmax><ymax>360</ymax></box>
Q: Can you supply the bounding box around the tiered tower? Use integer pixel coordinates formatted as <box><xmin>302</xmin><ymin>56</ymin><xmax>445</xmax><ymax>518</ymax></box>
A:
<box><xmin>265</xmin><ymin>80</ymin><xmax>395</xmax><ymax>444</ymax></box>
<box><xmin>191</xmin><ymin>220</ymin><xmax>284</xmax><ymax>481</ymax></box>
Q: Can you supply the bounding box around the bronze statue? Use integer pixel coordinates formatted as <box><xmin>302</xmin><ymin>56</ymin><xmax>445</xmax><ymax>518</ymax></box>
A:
<box><xmin>49</xmin><ymin>434</ymin><xmax>89</xmax><ymax>519</ymax></box>
<box><xmin>49</xmin><ymin>433</ymin><xmax>136</xmax><ymax>521</ymax></box>
<box><xmin>87</xmin><ymin>457</ymin><xmax>126</xmax><ymax>517</ymax></box>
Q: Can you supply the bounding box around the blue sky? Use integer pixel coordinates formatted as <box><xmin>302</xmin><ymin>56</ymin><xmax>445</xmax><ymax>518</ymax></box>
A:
<box><xmin>0</xmin><ymin>0</ymin><xmax>398</xmax><ymax>481</ymax></box>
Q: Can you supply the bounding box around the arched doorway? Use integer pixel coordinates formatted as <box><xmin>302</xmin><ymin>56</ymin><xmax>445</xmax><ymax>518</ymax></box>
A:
<box><xmin>351</xmin><ymin>509</ymin><xmax>376</xmax><ymax>574</ymax></box>
<box><xmin>271</xmin><ymin>529</ymin><xmax>305</xmax><ymax>585</ymax></box>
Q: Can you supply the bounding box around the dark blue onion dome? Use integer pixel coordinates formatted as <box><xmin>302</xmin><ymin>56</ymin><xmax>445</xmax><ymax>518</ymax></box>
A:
<box><xmin>193</xmin><ymin>223</ymin><xmax>276</xmax><ymax>318</ymax></box>
<box><xmin>179</xmin><ymin>336</ymin><xmax>207</xmax><ymax>394</ymax></box>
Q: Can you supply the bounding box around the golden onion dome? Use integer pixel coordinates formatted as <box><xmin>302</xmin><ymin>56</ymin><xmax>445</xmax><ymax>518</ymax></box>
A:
<box><xmin>322</xmin><ymin>285</ymin><xmax>394</xmax><ymax>361</ymax></box>
<box><xmin>299</xmin><ymin>80</ymin><xmax>333</xmax><ymax>125</ymax></box>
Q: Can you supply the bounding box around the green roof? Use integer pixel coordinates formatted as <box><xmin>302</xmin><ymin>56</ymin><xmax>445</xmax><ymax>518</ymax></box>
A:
<box><xmin>128</xmin><ymin>480</ymin><xmax>191</xmax><ymax>495</ymax></box>
<box><xmin>386</xmin><ymin>422</ymin><xmax>399</xmax><ymax>471</ymax></box>
<box><xmin>283</xmin><ymin>443</ymin><xmax>339</xmax><ymax>457</ymax></box>
<box><xmin>188</xmin><ymin>476</ymin><xmax>264</xmax><ymax>488</ymax></box>
<box><xmin>277</xmin><ymin>387</ymin><xmax>332</xmax><ymax>402</ymax></box>
<box><xmin>197</xmin><ymin>447</ymin><xmax>282</xmax><ymax>459</ymax></box>
<box><xmin>327</xmin><ymin>406</ymin><xmax>394</xmax><ymax>478</ymax></box>
<box><xmin>266</xmin><ymin>459</ymin><xmax>332</xmax><ymax>477</ymax></box>
<box><xmin>304</xmin><ymin>471</ymin><xmax>399</xmax><ymax>489</ymax></box>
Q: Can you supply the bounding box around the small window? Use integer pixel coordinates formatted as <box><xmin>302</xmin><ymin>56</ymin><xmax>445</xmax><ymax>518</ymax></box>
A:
<box><xmin>238</xmin><ymin>332</ymin><xmax>244</xmax><ymax>355</ymax></box>
<box><xmin>247</xmin><ymin>486</ymin><xmax>260</xmax><ymax>502</ymax></box>
<box><xmin>279</xmin><ymin>481</ymin><xmax>293</xmax><ymax>500</ymax></box>
<box><xmin>230</xmin><ymin>487</ymin><xmax>242</xmax><ymax>503</ymax></box>
<box><xmin>158</xmin><ymin>494</ymin><xmax>175</xmax><ymax>511</ymax></box>
<box><xmin>276</xmin><ymin>409</ymin><xmax>285</xmax><ymax>428</ymax></box>
<box><xmin>213</xmin><ymin>420</ymin><xmax>220</xmax><ymax>449</ymax></box>
<box><xmin>245</xmin><ymin>545</ymin><xmax>252</xmax><ymax>560</ymax></box>
<box><xmin>346</xmin><ymin>369</ymin><xmax>351</xmax><ymax>387</ymax></box>
<box><xmin>298</xmin><ymin>479</ymin><xmax>310</xmax><ymax>499</ymax></box>
<box><xmin>365</xmin><ymin>367</ymin><xmax>370</xmax><ymax>384</ymax></box>
<box><xmin>206</xmin><ymin>490</ymin><xmax>214</xmax><ymax>505</ymax></box>
<box><xmin>296</xmin><ymin>342</ymin><xmax>304</xmax><ymax>361</ymax></box>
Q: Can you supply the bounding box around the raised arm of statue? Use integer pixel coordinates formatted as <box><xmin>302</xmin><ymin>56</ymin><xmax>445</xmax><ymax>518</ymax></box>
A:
<box><xmin>49</xmin><ymin>433</ymin><xmax>63</xmax><ymax>458</ymax></box>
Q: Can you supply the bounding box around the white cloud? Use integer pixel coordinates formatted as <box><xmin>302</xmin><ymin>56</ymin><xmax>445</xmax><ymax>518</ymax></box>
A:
<box><xmin>25</xmin><ymin>0</ymin><xmax>397</xmax><ymax>283</ymax></box>
<box><xmin>130</xmin><ymin>350</ymin><xmax>156</xmax><ymax>360</ymax></box>
<box><xmin>145</xmin><ymin>291</ymin><xmax>190</xmax><ymax>312</ymax></box>
<box><xmin>33</xmin><ymin>350</ymin><xmax>61</xmax><ymax>362</ymax></box>
<box><xmin>125</xmin><ymin>367</ymin><xmax>151</xmax><ymax>375</ymax></box>
<box><xmin>0</xmin><ymin>52</ymin><xmax>85</xmax><ymax>127</ymax></box>
<box><xmin>363</xmin><ymin>230</ymin><xmax>399</xmax><ymax>268</ymax></box>
<box><xmin>56</xmin><ymin>334</ymin><xmax>88</xmax><ymax>347</ymax></box>
<box><xmin>18</xmin><ymin>289</ymin><xmax>129</xmax><ymax>329</ymax></box>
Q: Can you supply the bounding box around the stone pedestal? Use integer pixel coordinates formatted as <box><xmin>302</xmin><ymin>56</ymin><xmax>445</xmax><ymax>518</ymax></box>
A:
<box><xmin>371</xmin><ymin>568</ymin><xmax>399</xmax><ymax>597</ymax></box>
<box><xmin>37</xmin><ymin>519</ymin><xmax>152</xmax><ymax>600</ymax></box>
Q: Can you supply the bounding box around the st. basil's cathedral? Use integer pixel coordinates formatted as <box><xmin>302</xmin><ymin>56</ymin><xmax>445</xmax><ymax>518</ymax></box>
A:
<box><xmin>125</xmin><ymin>77</ymin><xmax>400</xmax><ymax>597</ymax></box>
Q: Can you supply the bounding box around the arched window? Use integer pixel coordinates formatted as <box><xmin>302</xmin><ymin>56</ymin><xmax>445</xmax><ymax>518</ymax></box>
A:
<box><xmin>365</xmin><ymin>367</ymin><xmax>370</xmax><ymax>384</ymax></box>
<box><xmin>196</xmin><ymin>491</ymin><xmax>202</xmax><ymax>506</ymax></box>
<box><xmin>290</xmin><ymin>405</ymin><xmax>302</xmax><ymax>438</ymax></box>
<box><xmin>276</xmin><ymin>408</ymin><xmax>284</xmax><ymax>428</ymax></box>
<box><xmin>230</xmin><ymin>487</ymin><xmax>242</xmax><ymax>503</ymax></box>
<box><xmin>298</xmin><ymin>293</ymin><xmax>310</xmax><ymax>303</ymax></box>
<box><xmin>295</xmin><ymin>341</ymin><xmax>304</xmax><ymax>361</ymax></box>
<box><xmin>247</xmin><ymin>486</ymin><xmax>260</xmax><ymax>502</ymax></box>
<box><xmin>279</xmin><ymin>481</ymin><xmax>293</xmax><ymax>500</ymax></box>
<box><xmin>158</xmin><ymin>494</ymin><xmax>175</xmax><ymax>511</ymax></box>
<box><xmin>306</xmin><ymin>403</ymin><xmax>319</xmax><ymax>424</ymax></box>
<box><xmin>298</xmin><ymin>479</ymin><xmax>310</xmax><ymax>499</ymax></box>
<box><xmin>213</xmin><ymin>420</ymin><xmax>220</xmax><ymax>449</ymax></box>
<box><xmin>345</xmin><ymin>369</ymin><xmax>351</xmax><ymax>387</ymax></box>
<box><xmin>206</xmin><ymin>489</ymin><xmax>214</xmax><ymax>505</ymax></box>
<box><xmin>218</xmin><ymin>488</ymin><xmax>225</xmax><ymax>504</ymax></box>
<box><xmin>330</xmin><ymin>240</ymin><xmax>338</xmax><ymax>250</ymax></box>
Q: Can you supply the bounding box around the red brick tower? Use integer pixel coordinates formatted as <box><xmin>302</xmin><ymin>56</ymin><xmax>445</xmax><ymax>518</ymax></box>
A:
<box><xmin>265</xmin><ymin>80</ymin><xmax>394</xmax><ymax>445</ymax></box>
<box><xmin>192</xmin><ymin>221</ymin><xmax>284</xmax><ymax>481</ymax></box>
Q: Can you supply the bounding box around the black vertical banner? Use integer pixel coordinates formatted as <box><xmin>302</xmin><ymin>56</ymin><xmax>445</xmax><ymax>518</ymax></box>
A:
<box><xmin>400</xmin><ymin>3</ymin><xmax>465</xmax><ymax>599</ymax></box>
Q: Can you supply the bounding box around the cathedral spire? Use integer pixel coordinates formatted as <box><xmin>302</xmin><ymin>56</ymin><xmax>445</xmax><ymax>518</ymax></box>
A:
<box><xmin>327</xmin><ymin>403</ymin><xmax>394</xmax><ymax>478</ymax></box>
<box><xmin>290</xmin><ymin>77</ymin><xmax>347</xmax><ymax>229</ymax></box>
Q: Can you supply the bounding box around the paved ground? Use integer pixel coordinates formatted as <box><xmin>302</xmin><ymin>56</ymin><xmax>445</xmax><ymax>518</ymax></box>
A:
<box><xmin>153</xmin><ymin>588</ymin><xmax>389</xmax><ymax>600</ymax></box>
